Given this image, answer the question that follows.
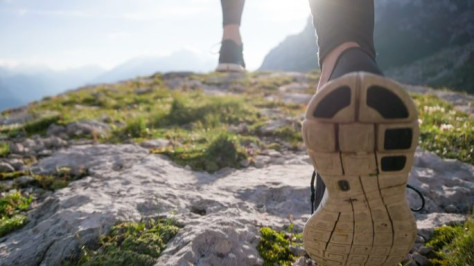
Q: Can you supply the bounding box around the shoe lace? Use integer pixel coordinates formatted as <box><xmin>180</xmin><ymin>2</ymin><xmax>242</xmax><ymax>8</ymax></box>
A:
<box><xmin>406</xmin><ymin>184</ymin><xmax>425</xmax><ymax>212</ymax></box>
<box><xmin>310</xmin><ymin>171</ymin><xmax>316</xmax><ymax>214</ymax></box>
<box><xmin>310</xmin><ymin>171</ymin><xmax>325</xmax><ymax>214</ymax></box>
<box><xmin>310</xmin><ymin>171</ymin><xmax>425</xmax><ymax>214</ymax></box>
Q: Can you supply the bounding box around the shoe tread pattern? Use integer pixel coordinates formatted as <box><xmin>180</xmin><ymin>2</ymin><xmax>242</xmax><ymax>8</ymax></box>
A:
<box><xmin>303</xmin><ymin>72</ymin><xmax>418</xmax><ymax>266</ymax></box>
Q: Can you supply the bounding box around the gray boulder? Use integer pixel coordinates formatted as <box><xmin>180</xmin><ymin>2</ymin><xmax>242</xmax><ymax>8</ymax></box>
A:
<box><xmin>0</xmin><ymin>162</ymin><xmax>14</xmax><ymax>172</ymax></box>
<box><xmin>1</xmin><ymin>144</ymin><xmax>472</xmax><ymax>265</ymax></box>
<box><xmin>66</xmin><ymin>120</ymin><xmax>111</xmax><ymax>137</ymax></box>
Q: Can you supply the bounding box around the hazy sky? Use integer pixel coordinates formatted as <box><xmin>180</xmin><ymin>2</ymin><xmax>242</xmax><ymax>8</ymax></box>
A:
<box><xmin>0</xmin><ymin>0</ymin><xmax>311</xmax><ymax>71</ymax></box>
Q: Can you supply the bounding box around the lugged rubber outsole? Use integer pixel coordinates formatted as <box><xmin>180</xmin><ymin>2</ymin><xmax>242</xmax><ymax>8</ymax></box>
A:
<box><xmin>215</xmin><ymin>63</ymin><xmax>246</xmax><ymax>72</ymax></box>
<box><xmin>302</xmin><ymin>72</ymin><xmax>419</xmax><ymax>266</ymax></box>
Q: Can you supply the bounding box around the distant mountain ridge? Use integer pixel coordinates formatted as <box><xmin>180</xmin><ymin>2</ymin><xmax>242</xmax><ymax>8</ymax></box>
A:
<box><xmin>0</xmin><ymin>65</ymin><xmax>104</xmax><ymax>111</ymax></box>
<box><xmin>259</xmin><ymin>18</ymin><xmax>318</xmax><ymax>72</ymax></box>
<box><xmin>94</xmin><ymin>50</ymin><xmax>214</xmax><ymax>83</ymax></box>
<box><xmin>0</xmin><ymin>50</ymin><xmax>215</xmax><ymax>111</ymax></box>
<box><xmin>260</xmin><ymin>0</ymin><xmax>474</xmax><ymax>93</ymax></box>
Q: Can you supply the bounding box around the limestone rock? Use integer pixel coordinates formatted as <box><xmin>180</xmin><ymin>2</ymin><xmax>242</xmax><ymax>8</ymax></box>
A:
<box><xmin>43</xmin><ymin>136</ymin><xmax>68</xmax><ymax>149</ymax></box>
<box><xmin>0</xmin><ymin>162</ymin><xmax>14</xmax><ymax>172</ymax></box>
<box><xmin>278</xmin><ymin>82</ymin><xmax>310</xmax><ymax>93</ymax></box>
<box><xmin>260</xmin><ymin>118</ymin><xmax>295</xmax><ymax>134</ymax></box>
<box><xmin>7</xmin><ymin>159</ymin><xmax>25</xmax><ymax>170</ymax></box>
<box><xmin>409</xmin><ymin>149</ymin><xmax>474</xmax><ymax>213</ymax></box>
<box><xmin>0</xmin><ymin>143</ymin><xmax>472</xmax><ymax>265</ymax></box>
<box><xmin>281</xmin><ymin>93</ymin><xmax>312</xmax><ymax>105</ymax></box>
<box><xmin>135</xmin><ymin>87</ymin><xmax>154</xmax><ymax>95</ymax></box>
<box><xmin>14</xmin><ymin>175</ymin><xmax>35</xmax><ymax>186</ymax></box>
<box><xmin>66</xmin><ymin>120</ymin><xmax>111</xmax><ymax>137</ymax></box>
<box><xmin>140</xmin><ymin>139</ymin><xmax>170</xmax><ymax>149</ymax></box>
<box><xmin>418</xmin><ymin>246</ymin><xmax>433</xmax><ymax>256</ymax></box>
<box><xmin>9</xmin><ymin>142</ymin><xmax>27</xmax><ymax>155</ymax></box>
<box><xmin>412</xmin><ymin>252</ymin><xmax>429</xmax><ymax>266</ymax></box>
<box><xmin>47</xmin><ymin>124</ymin><xmax>67</xmax><ymax>137</ymax></box>
<box><xmin>0</xmin><ymin>144</ymin><xmax>311</xmax><ymax>265</ymax></box>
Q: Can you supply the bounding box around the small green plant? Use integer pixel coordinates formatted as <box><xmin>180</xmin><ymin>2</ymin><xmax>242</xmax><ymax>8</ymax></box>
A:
<box><xmin>23</xmin><ymin>114</ymin><xmax>61</xmax><ymax>135</ymax></box>
<box><xmin>258</xmin><ymin>226</ymin><xmax>296</xmax><ymax>266</ymax></box>
<box><xmin>32</xmin><ymin>167</ymin><xmax>89</xmax><ymax>191</ymax></box>
<box><xmin>122</xmin><ymin>116</ymin><xmax>149</xmax><ymax>138</ymax></box>
<box><xmin>158</xmin><ymin>92</ymin><xmax>259</xmax><ymax>128</ymax></box>
<box><xmin>154</xmin><ymin>132</ymin><xmax>252</xmax><ymax>172</ymax></box>
<box><xmin>426</xmin><ymin>215</ymin><xmax>474</xmax><ymax>266</ymax></box>
<box><xmin>0</xmin><ymin>142</ymin><xmax>9</xmax><ymax>157</ymax></box>
<box><xmin>68</xmin><ymin>218</ymin><xmax>180</xmax><ymax>266</ymax></box>
<box><xmin>252</xmin><ymin>75</ymin><xmax>294</xmax><ymax>92</ymax></box>
<box><xmin>0</xmin><ymin>171</ymin><xmax>27</xmax><ymax>181</ymax></box>
<box><xmin>0</xmin><ymin>191</ymin><xmax>33</xmax><ymax>237</ymax></box>
<box><xmin>203</xmin><ymin>132</ymin><xmax>248</xmax><ymax>171</ymax></box>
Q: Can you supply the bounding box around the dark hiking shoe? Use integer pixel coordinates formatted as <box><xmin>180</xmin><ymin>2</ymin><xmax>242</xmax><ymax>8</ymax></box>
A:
<box><xmin>216</xmin><ymin>39</ymin><xmax>245</xmax><ymax>72</ymax></box>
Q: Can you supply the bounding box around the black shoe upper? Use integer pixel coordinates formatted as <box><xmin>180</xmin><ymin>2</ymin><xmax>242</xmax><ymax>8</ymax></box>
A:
<box><xmin>218</xmin><ymin>39</ymin><xmax>246</xmax><ymax>68</ymax></box>
<box><xmin>329</xmin><ymin>48</ymin><xmax>383</xmax><ymax>80</ymax></box>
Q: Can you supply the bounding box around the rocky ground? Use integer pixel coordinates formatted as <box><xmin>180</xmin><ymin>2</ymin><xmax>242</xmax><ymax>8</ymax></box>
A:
<box><xmin>0</xmin><ymin>71</ymin><xmax>472</xmax><ymax>265</ymax></box>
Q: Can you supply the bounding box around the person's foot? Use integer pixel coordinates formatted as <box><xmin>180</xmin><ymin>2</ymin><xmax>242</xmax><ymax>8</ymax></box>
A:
<box><xmin>216</xmin><ymin>39</ymin><xmax>246</xmax><ymax>72</ymax></box>
<box><xmin>302</xmin><ymin>45</ymin><xmax>419</xmax><ymax>265</ymax></box>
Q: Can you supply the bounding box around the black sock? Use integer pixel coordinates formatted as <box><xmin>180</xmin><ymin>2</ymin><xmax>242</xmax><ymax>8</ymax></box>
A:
<box><xmin>329</xmin><ymin>48</ymin><xmax>383</xmax><ymax>80</ymax></box>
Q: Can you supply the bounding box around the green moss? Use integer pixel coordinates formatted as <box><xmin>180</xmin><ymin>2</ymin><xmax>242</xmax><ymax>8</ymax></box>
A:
<box><xmin>0</xmin><ymin>142</ymin><xmax>9</xmax><ymax>157</ymax></box>
<box><xmin>22</xmin><ymin>71</ymin><xmax>473</xmax><ymax>171</ymax></box>
<box><xmin>32</xmin><ymin>168</ymin><xmax>89</xmax><ymax>191</ymax></box>
<box><xmin>252</xmin><ymin>75</ymin><xmax>294</xmax><ymax>92</ymax></box>
<box><xmin>412</xmin><ymin>93</ymin><xmax>473</xmax><ymax>164</ymax></box>
<box><xmin>68</xmin><ymin>218</ymin><xmax>180</xmax><ymax>266</ymax></box>
<box><xmin>426</xmin><ymin>215</ymin><xmax>474</xmax><ymax>266</ymax></box>
<box><xmin>0</xmin><ymin>191</ymin><xmax>33</xmax><ymax>237</ymax></box>
<box><xmin>0</xmin><ymin>215</ymin><xmax>28</xmax><ymax>237</ymax></box>
<box><xmin>122</xmin><ymin>116</ymin><xmax>149</xmax><ymax>138</ymax></box>
<box><xmin>258</xmin><ymin>227</ymin><xmax>296</xmax><ymax>266</ymax></box>
<box><xmin>23</xmin><ymin>114</ymin><xmax>61</xmax><ymax>135</ymax></box>
<box><xmin>157</xmin><ymin>92</ymin><xmax>259</xmax><ymax>128</ymax></box>
<box><xmin>0</xmin><ymin>171</ymin><xmax>26</xmax><ymax>181</ymax></box>
<box><xmin>272</xmin><ymin>125</ymin><xmax>302</xmax><ymax>148</ymax></box>
<box><xmin>154</xmin><ymin>132</ymin><xmax>253</xmax><ymax>172</ymax></box>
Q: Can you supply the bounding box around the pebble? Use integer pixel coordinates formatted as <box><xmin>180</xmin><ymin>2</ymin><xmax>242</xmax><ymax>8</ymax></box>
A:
<box><xmin>445</xmin><ymin>204</ymin><xmax>458</xmax><ymax>213</ymax></box>
<box><xmin>289</xmin><ymin>245</ymin><xmax>306</xmax><ymax>257</ymax></box>
<box><xmin>14</xmin><ymin>176</ymin><xmax>35</xmax><ymax>186</ymax></box>
<box><xmin>8</xmin><ymin>159</ymin><xmax>25</xmax><ymax>170</ymax></box>
<box><xmin>412</xmin><ymin>252</ymin><xmax>429</xmax><ymax>266</ymax></box>
<box><xmin>240</xmin><ymin>159</ymin><xmax>250</xmax><ymax>167</ymax></box>
<box><xmin>140</xmin><ymin>139</ymin><xmax>170</xmax><ymax>149</ymax></box>
<box><xmin>0</xmin><ymin>162</ymin><xmax>15</xmax><ymax>172</ymax></box>
<box><xmin>419</xmin><ymin>246</ymin><xmax>433</xmax><ymax>256</ymax></box>
<box><xmin>10</xmin><ymin>143</ymin><xmax>26</xmax><ymax>154</ymax></box>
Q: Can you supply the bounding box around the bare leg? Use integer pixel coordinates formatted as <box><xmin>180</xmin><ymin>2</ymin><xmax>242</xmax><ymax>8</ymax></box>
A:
<box><xmin>222</xmin><ymin>24</ymin><xmax>242</xmax><ymax>46</ymax></box>
<box><xmin>217</xmin><ymin>0</ymin><xmax>246</xmax><ymax>72</ymax></box>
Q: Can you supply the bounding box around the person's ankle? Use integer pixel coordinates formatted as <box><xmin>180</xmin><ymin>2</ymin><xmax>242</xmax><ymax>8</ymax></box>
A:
<box><xmin>317</xmin><ymin>42</ymin><xmax>360</xmax><ymax>90</ymax></box>
<box><xmin>222</xmin><ymin>24</ymin><xmax>242</xmax><ymax>46</ymax></box>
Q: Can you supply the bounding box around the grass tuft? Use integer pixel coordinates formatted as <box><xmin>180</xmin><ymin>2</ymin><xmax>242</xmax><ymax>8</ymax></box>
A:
<box><xmin>0</xmin><ymin>191</ymin><xmax>32</xmax><ymax>237</ymax></box>
<box><xmin>67</xmin><ymin>218</ymin><xmax>180</xmax><ymax>266</ymax></box>
<box><xmin>32</xmin><ymin>167</ymin><xmax>89</xmax><ymax>191</ymax></box>
<box><xmin>23</xmin><ymin>114</ymin><xmax>61</xmax><ymax>135</ymax></box>
<box><xmin>0</xmin><ymin>142</ymin><xmax>9</xmax><ymax>157</ymax></box>
<box><xmin>154</xmin><ymin>132</ymin><xmax>252</xmax><ymax>172</ymax></box>
<box><xmin>426</xmin><ymin>215</ymin><xmax>474</xmax><ymax>266</ymax></box>
<box><xmin>158</xmin><ymin>92</ymin><xmax>259</xmax><ymax>128</ymax></box>
<box><xmin>122</xmin><ymin>116</ymin><xmax>149</xmax><ymax>138</ymax></box>
<box><xmin>412</xmin><ymin>93</ymin><xmax>473</xmax><ymax>164</ymax></box>
<box><xmin>258</xmin><ymin>226</ymin><xmax>297</xmax><ymax>266</ymax></box>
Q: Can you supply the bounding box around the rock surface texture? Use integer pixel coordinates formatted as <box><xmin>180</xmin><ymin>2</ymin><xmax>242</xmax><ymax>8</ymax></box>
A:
<box><xmin>0</xmin><ymin>144</ymin><xmax>472</xmax><ymax>265</ymax></box>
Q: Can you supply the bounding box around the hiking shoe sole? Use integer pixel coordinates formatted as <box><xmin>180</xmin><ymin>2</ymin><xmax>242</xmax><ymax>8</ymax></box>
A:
<box><xmin>302</xmin><ymin>72</ymin><xmax>419</xmax><ymax>266</ymax></box>
<box><xmin>216</xmin><ymin>63</ymin><xmax>246</xmax><ymax>72</ymax></box>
